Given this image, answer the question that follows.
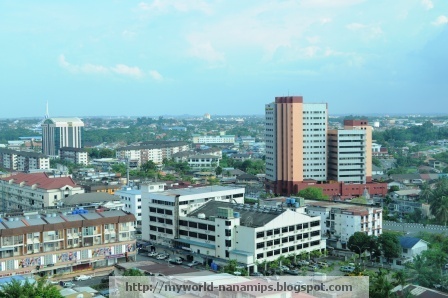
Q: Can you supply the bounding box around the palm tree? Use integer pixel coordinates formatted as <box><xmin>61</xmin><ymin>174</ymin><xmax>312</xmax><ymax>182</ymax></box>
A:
<box><xmin>432</xmin><ymin>196</ymin><xmax>448</xmax><ymax>226</ymax></box>
<box><xmin>370</xmin><ymin>270</ymin><xmax>394</xmax><ymax>298</ymax></box>
<box><xmin>0</xmin><ymin>277</ymin><xmax>63</xmax><ymax>298</ymax></box>
<box><xmin>392</xmin><ymin>270</ymin><xmax>407</xmax><ymax>292</ymax></box>
<box><xmin>420</xmin><ymin>182</ymin><xmax>433</xmax><ymax>203</ymax></box>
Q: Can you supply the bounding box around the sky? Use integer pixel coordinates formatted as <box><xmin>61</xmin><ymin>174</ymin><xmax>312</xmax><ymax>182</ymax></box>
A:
<box><xmin>1</xmin><ymin>0</ymin><xmax>447</xmax><ymax>118</ymax></box>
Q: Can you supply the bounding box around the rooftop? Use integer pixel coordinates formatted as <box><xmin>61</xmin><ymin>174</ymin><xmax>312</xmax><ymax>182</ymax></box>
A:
<box><xmin>188</xmin><ymin>200</ymin><xmax>287</xmax><ymax>228</ymax></box>
<box><xmin>0</xmin><ymin>172</ymin><xmax>77</xmax><ymax>190</ymax></box>
<box><xmin>152</xmin><ymin>186</ymin><xmax>244</xmax><ymax>198</ymax></box>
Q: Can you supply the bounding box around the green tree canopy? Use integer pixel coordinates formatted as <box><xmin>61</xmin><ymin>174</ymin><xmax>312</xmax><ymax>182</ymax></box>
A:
<box><xmin>297</xmin><ymin>187</ymin><xmax>328</xmax><ymax>200</ymax></box>
<box><xmin>378</xmin><ymin>232</ymin><xmax>400</xmax><ymax>260</ymax></box>
<box><xmin>123</xmin><ymin>268</ymin><xmax>145</xmax><ymax>276</ymax></box>
<box><xmin>0</xmin><ymin>277</ymin><xmax>63</xmax><ymax>298</ymax></box>
<box><xmin>348</xmin><ymin>232</ymin><xmax>370</xmax><ymax>256</ymax></box>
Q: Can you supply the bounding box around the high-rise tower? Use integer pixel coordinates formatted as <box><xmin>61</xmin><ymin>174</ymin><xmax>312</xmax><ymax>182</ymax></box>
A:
<box><xmin>41</xmin><ymin>117</ymin><xmax>84</xmax><ymax>157</ymax></box>
<box><xmin>265</xmin><ymin>96</ymin><xmax>328</xmax><ymax>195</ymax></box>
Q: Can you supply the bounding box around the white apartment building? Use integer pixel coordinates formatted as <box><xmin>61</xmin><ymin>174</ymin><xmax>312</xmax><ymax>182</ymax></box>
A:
<box><xmin>192</xmin><ymin>135</ymin><xmax>235</xmax><ymax>145</ymax></box>
<box><xmin>265</xmin><ymin>103</ymin><xmax>277</xmax><ymax>182</ymax></box>
<box><xmin>0</xmin><ymin>149</ymin><xmax>50</xmax><ymax>172</ymax></box>
<box><xmin>41</xmin><ymin>117</ymin><xmax>84</xmax><ymax>157</ymax></box>
<box><xmin>59</xmin><ymin>147</ymin><xmax>89</xmax><ymax>165</ymax></box>
<box><xmin>115</xmin><ymin>182</ymin><xmax>166</xmax><ymax>226</ymax></box>
<box><xmin>141</xmin><ymin>186</ymin><xmax>325</xmax><ymax>272</ymax></box>
<box><xmin>328</xmin><ymin>129</ymin><xmax>366</xmax><ymax>184</ymax></box>
<box><xmin>116</xmin><ymin>141</ymin><xmax>190</xmax><ymax>167</ymax></box>
<box><xmin>306</xmin><ymin>200</ymin><xmax>382</xmax><ymax>250</ymax></box>
<box><xmin>188</xmin><ymin>155</ymin><xmax>220</xmax><ymax>169</ymax></box>
<box><xmin>0</xmin><ymin>209</ymin><xmax>136</xmax><ymax>277</ymax></box>
<box><xmin>0</xmin><ymin>173</ymin><xmax>85</xmax><ymax>209</ymax></box>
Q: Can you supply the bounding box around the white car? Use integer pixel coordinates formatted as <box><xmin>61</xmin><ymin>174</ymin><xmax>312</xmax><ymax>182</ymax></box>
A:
<box><xmin>156</xmin><ymin>254</ymin><xmax>168</xmax><ymax>260</ymax></box>
<box><xmin>74</xmin><ymin>275</ymin><xmax>92</xmax><ymax>281</ymax></box>
<box><xmin>148</xmin><ymin>251</ymin><xmax>158</xmax><ymax>257</ymax></box>
<box><xmin>187</xmin><ymin>260</ymin><xmax>201</xmax><ymax>267</ymax></box>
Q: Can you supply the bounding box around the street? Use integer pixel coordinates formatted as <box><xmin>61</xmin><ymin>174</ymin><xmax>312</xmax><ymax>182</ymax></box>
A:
<box><xmin>383</xmin><ymin>220</ymin><xmax>448</xmax><ymax>236</ymax></box>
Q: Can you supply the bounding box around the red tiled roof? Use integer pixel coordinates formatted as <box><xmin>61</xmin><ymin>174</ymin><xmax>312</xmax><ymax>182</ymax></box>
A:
<box><xmin>0</xmin><ymin>172</ymin><xmax>77</xmax><ymax>190</ymax></box>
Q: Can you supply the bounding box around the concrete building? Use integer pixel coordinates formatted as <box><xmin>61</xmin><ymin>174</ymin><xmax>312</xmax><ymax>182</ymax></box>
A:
<box><xmin>188</xmin><ymin>155</ymin><xmax>220</xmax><ymax>170</ymax></box>
<box><xmin>192</xmin><ymin>135</ymin><xmax>235</xmax><ymax>145</ymax></box>
<box><xmin>59</xmin><ymin>147</ymin><xmax>89</xmax><ymax>165</ymax></box>
<box><xmin>387</xmin><ymin>237</ymin><xmax>428</xmax><ymax>269</ymax></box>
<box><xmin>0</xmin><ymin>148</ymin><xmax>50</xmax><ymax>172</ymax></box>
<box><xmin>265</xmin><ymin>96</ymin><xmax>328</xmax><ymax>195</ymax></box>
<box><xmin>116</xmin><ymin>141</ymin><xmax>189</xmax><ymax>167</ymax></box>
<box><xmin>115</xmin><ymin>182</ymin><xmax>165</xmax><ymax>226</ymax></box>
<box><xmin>328</xmin><ymin>129</ymin><xmax>367</xmax><ymax>184</ymax></box>
<box><xmin>305</xmin><ymin>200</ymin><xmax>382</xmax><ymax>249</ymax></box>
<box><xmin>265</xmin><ymin>96</ymin><xmax>386</xmax><ymax>197</ymax></box>
<box><xmin>141</xmin><ymin>186</ymin><xmax>325</xmax><ymax>272</ymax></box>
<box><xmin>41</xmin><ymin>118</ymin><xmax>84</xmax><ymax>157</ymax></box>
<box><xmin>343</xmin><ymin>120</ymin><xmax>373</xmax><ymax>182</ymax></box>
<box><xmin>0</xmin><ymin>209</ymin><xmax>136</xmax><ymax>277</ymax></box>
<box><xmin>0</xmin><ymin>173</ymin><xmax>85</xmax><ymax>210</ymax></box>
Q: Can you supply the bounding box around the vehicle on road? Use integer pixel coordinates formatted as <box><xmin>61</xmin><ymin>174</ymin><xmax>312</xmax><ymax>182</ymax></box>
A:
<box><xmin>60</xmin><ymin>281</ymin><xmax>76</xmax><ymax>288</ymax></box>
<box><xmin>187</xmin><ymin>260</ymin><xmax>201</xmax><ymax>267</ymax></box>
<box><xmin>148</xmin><ymin>251</ymin><xmax>158</xmax><ymax>257</ymax></box>
<box><xmin>74</xmin><ymin>275</ymin><xmax>92</xmax><ymax>281</ymax></box>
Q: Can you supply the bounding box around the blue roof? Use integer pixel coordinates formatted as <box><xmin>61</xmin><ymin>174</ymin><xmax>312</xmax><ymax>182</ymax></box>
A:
<box><xmin>0</xmin><ymin>276</ymin><xmax>35</xmax><ymax>287</ymax></box>
<box><xmin>399</xmin><ymin>237</ymin><xmax>421</xmax><ymax>249</ymax></box>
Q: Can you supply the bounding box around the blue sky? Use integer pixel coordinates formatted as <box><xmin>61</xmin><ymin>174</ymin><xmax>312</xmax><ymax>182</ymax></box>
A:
<box><xmin>1</xmin><ymin>0</ymin><xmax>447</xmax><ymax>118</ymax></box>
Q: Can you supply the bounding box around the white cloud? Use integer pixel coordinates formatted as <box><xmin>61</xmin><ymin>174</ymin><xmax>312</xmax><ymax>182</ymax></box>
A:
<box><xmin>58</xmin><ymin>55</ymin><xmax>160</xmax><ymax>80</ymax></box>
<box><xmin>346</xmin><ymin>23</ymin><xmax>383</xmax><ymax>39</ymax></box>
<box><xmin>149</xmin><ymin>70</ymin><xmax>163</xmax><ymax>81</ymax></box>
<box><xmin>112</xmin><ymin>64</ymin><xmax>144</xmax><ymax>78</ymax></box>
<box><xmin>187</xmin><ymin>37</ymin><xmax>225</xmax><ymax>65</ymax></box>
<box><xmin>421</xmin><ymin>0</ymin><xmax>434</xmax><ymax>10</ymax></box>
<box><xmin>58</xmin><ymin>55</ymin><xmax>108</xmax><ymax>74</ymax></box>
<box><xmin>432</xmin><ymin>15</ymin><xmax>448</xmax><ymax>26</ymax></box>
<box><xmin>138</xmin><ymin>0</ymin><xmax>212</xmax><ymax>14</ymax></box>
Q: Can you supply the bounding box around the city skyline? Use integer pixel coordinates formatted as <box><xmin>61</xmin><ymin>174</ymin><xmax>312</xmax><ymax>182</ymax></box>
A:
<box><xmin>1</xmin><ymin>0</ymin><xmax>447</xmax><ymax>118</ymax></box>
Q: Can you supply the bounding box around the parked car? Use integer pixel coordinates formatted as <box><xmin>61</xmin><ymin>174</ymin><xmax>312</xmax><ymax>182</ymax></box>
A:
<box><xmin>317</xmin><ymin>262</ymin><xmax>328</xmax><ymax>268</ymax></box>
<box><xmin>169</xmin><ymin>257</ymin><xmax>183</xmax><ymax>265</ymax></box>
<box><xmin>307</xmin><ymin>265</ymin><xmax>319</xmax><ymax>271</ymax></box>
<box><xmin>250</xmin><ymin>272</ymin><xmax>263</xmax><ymax>277</ymax></box>
<box><xmin>297</xmin><ymin>260</ymin><xmax>310</xmax><ymax>266</ymax></box>
<box><xmin>280</xmin><ymin>265</ymin><xmax>290</xmax><ymax>271</ymax></box>
<box><xmin>339</xmin><ymin>266</ymin><xmax>355</xmax><ymax>273</ymax></box>
<box><xmin>187</xmin><ymin>260</ymin><xmax>201</xmax><ymax>267</ymax></box>
<box><xmin>157</xmin><ymin>254</ymin><xmax>168</xmax><ymax>260</ymax></box>
<box><xmin>284</xmin><ymin>269</ymin><xmax>300</xmax><ymax>275</ymax></box>
<box><xmin>74</xmin><ymin>275</ymin><xmax>92</xmax><ymax>281</ymax></box>
<box><xmin>148</xmin><ymin>251</ymin><xmax>158</xmax><ymax>257</ymax></box>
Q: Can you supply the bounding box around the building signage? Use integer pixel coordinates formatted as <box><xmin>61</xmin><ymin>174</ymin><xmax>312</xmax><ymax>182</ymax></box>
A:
<box><xmin>105</xmin><ymin>254</ymin><xmax>125</xmax><ymax>259</ymax></box>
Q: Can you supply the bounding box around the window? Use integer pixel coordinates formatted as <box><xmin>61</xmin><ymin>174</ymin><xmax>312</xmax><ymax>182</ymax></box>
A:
<box><xmin>225</xmin><ymin>240</ymin><xmax>232</xmax><ymax>247</ymax></box>
<box><xmin>225</xmin><ymin>221</ymin><xmax>231</xmax><ymax>226</ymax></box>
<box><xmin>257</xmin><ymin>253</ymin><xmax>264</xmax><ymax>259</ymax></box>
<box><xmin>225</xmin><ymin>230</ymin><xmax>232</xmax><ymax>237</ymax></box>
<box><xmin>274</xmin><ymin>239</ymin><xmax>280</xmax><ymax>245</ymax></box>
<box><xmin>208</xmin><ymin>235</ymin><xmax>215</xmax><ymax>241</ymax></box>
<box><xmin>274</xmin><ymin>229</ymin><xmax>280</xmax><ymax>235</ymax></box>
<box><xmin>266</xmin><ymin>230</ymin><xmax>273</xmax><ymax>236</ymax></box>
<box><xmin>256</xmin><ymin>231</ymin><xmax>264</xmax><ymax>238</ymax></box>
<box><xmin>257</xmin><ymin>242</ymin><xmax>265</xmax><ymax>249</ymax></box>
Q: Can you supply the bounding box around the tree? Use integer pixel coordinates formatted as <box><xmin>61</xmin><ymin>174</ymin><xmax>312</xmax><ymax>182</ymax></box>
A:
<box><xmin>369</xmin><ymin>269</ymin><xmax>395</xmax><ymax>298</ymax></box>
<box><xmin>123</xmin><ymin>268</ymin><xmax>145</xmax><ymax>276</ymax></box>
<box><xmin>215</xmin><ymin>166</ymin><xmax>223</xmax><ymax>176</ymax></box>
<box><xmin>348</xmin><ymin>232</ymin><xmax>370</xmax><ymax>257</ymax></box>
<box><xmin>297</xmin><ymin>187</ymin><xmax>328</xmax><ymax>200</ymax></box>
<box><xmin>431</xmin><ymin>196</ymin><xmax>448</xmax><ymax>226</ymax></box>
<box><xmin>0</xmin><ymin>277</ymin><xmax>63</xmax><ymax>298</ymax></box>
<box><xmin>378</xmin><ymin>232</ymin><xmax>400</xmax><ymax>260</ymax></box>
<box><xmin>389</xmin><ymin>185</ymin><xmax>400</xmax><ymax>193</ymax></box>
<box><xmin>392</xmin><ymin>270</ymin><xmax>407</xmax><ymax>292</ymax></box>
<box><xmin>141</xmin><ymin>160</ymin><xmax>158</xmax><ymax>173</ymax></box>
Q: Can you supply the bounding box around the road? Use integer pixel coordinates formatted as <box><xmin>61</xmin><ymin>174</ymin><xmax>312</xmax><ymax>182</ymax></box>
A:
<box><xmin>383</xmin><ymin>220</ymin><xmax>448</xmax><ymax>236</ymax></box>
